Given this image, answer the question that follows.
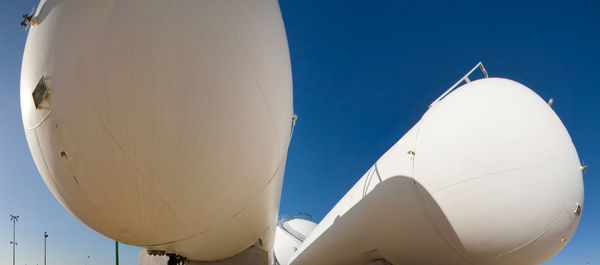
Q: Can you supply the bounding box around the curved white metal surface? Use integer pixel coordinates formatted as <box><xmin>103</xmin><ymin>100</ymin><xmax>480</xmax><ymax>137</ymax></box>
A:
<box><xmin>288</xmin><ymin>78</ymin><xmax>583</xmax><ymax>265</ymax></box>
<box><xmin>20</xmin><ymin>0</ymin><xmax>292</xmax><ymax>261</ymax></box>
<box><xmin>274</xmin><ymin>218</ymin><xmax>318</xmax><ymax>265</ymax></box>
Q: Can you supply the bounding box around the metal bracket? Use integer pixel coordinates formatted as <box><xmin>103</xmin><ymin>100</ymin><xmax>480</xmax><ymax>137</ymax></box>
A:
<box><xmin>20</xmin><ymin>7</ymin><xmax>36</xmax><ymax>31</ymax></box>
<box><xmin>429</xmin><ymin>62</ymin><xmax>488</xmax><ymax>108</ymax></box>
<box><xmin>581</xmin><ymin>161</ymin><xmax>589</xmax><ymax>173</ymax></box>
<box><xmin>166</xmin><ymin>254</ymin><xmax>186</xmax><ymax>265</ymax></box>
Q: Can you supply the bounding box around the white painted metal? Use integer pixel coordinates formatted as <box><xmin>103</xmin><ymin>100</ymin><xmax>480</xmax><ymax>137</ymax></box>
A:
<box><xmin>20</xmin><ymin>0</ymin><xmax>292</xmax><ymax>261</ymax></box>
<box><xmin>288</xmin><ymin>78</ymin><xmax>584</xmax><ymax>265</ymax></box>
<box><xmin>274</xmin><ymin>218</ymin><xmax>318</xmax><ymax>265</ymax></box>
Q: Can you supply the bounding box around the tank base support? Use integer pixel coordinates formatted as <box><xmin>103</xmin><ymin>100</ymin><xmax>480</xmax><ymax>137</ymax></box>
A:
<box><xmin>140</xmin><ymin>246</ymin><xmax>268</xmax><ymax>265</ymax></box>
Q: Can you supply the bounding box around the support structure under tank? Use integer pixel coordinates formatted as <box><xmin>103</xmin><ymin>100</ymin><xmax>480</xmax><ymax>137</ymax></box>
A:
<box><xmin>140</xmin><ymin>246</ymin><xmax>268</xmax><ymax>265</ymax></box>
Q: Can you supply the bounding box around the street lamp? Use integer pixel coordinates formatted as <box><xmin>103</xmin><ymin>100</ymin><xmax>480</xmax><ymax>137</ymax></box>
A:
<box><xmin>44</xmin><ymin>232</ymin><xmax>48</xmax><ymax>265</ymax></box>
<box><xmin>115</xmin><ymin>241</ymin><xmax>119</xmax><ymax>265</ymax></box>
<box><xmin>10</xmin><ymin>215</ymin><xmax>19</xmax><ymax>265</ymax></box>
<box><xmin>85</xmin><ymin>256</ymin><xmax>91</xmax><ymax>265</ymax></box>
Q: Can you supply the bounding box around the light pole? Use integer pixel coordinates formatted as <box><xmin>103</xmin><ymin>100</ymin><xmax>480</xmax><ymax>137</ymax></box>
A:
<box><xmin>115</xmin><ymin>241</ymin><xmax>119</xmax><ymax>265</ymax></box>
<box><xmin>44</xmin><ymin>232</ymin><xmax>48</xmax><ymax>265</ymax></box>
<box><xmin>85</xmin><ymin>255</ymin><xmax>91</xmax><ymax>265</ymax></box>
<box><xmin>10</xmin><ymin>215</ymin><xmax>19</xmax><ymax>265</ymax></box>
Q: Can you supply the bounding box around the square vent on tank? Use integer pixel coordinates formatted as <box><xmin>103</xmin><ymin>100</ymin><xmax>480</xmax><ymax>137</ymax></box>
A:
<box><xmin>32</xmin><ymin>77</ymin><xmax>49</xmax><ymax>109</ymax></box>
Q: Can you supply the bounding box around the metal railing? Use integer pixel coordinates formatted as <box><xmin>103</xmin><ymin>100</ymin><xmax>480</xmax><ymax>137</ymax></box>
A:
<box><xmin>429</xmin><ymin>62</ymin><xmax>488</xmax><ymax>108</ymax></box>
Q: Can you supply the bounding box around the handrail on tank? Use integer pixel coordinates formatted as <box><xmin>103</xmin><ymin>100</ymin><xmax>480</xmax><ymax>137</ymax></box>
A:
<box><xmin>277</xmin><ymin>213</ymin><xmax>315</xmax><ymax>243</ymax></box>
<box><xmin>279</xmin><ymin>212</ymin><xmax>314</xmax><ymax>223</ymax></box>
<box><xmin>429</xmin><ymin>62</ymin><xmax>488</xmax><ymax>108</ymax></box>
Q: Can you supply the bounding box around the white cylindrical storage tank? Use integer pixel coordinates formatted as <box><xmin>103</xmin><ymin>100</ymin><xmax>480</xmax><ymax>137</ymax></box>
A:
<box><xmin>412</xmin><ymin>78</ymin><xmax>583</xmax><ymax>265</ymax></box>
<box><xmin>20</xmin><ymin>0</ymin><xmax>293</xmax><ymax>261</ymax></box>
<box><xmin>289</xmin><ymin>78</ymin><xmax>583</xmax><ymax>265</ymax></box>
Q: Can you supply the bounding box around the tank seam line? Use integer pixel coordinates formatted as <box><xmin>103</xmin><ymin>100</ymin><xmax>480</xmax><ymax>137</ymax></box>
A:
<box><xmin>493</xmin><ymin>210</ymin><xmax>567</xmax><ymax>258</ymax></box>
<box><xmin>431</xmin><ymin>165</ymin><xmax>550</xmax><ymax>194</ymax></box>
<box><xmin>24</xmin><ymin>109</ymin><xmax>52</xmax><ymax>130</ymax></box>
<box><xmin>147</xmin><ymin>151</ymin><xmax>289</xmax><ymax>248</ymax></box>
<box><xmin>67</xmin><ymin>69</ymin><xmax>192</xmax><ymax>240</ymax></box>
<box><xmin>33</xmin><ymin>128</ymin><xmax>70</xmax><ymax>211</ymax></box>
<box><xmin>412</xmin><ymin>180</ymin><xmax>476</xmax><ymax>265</ymax></box>
<box><xmin>208</xmin><ymin>0</ymin><xmax>283</xmax><ymax>161</ymax></box>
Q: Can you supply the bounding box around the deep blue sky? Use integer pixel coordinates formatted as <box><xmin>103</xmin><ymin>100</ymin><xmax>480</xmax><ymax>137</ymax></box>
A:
<box><xmin>1</xmin><ymin>1</ymin><xmax>598</xmax><ymax>265</ymax></box>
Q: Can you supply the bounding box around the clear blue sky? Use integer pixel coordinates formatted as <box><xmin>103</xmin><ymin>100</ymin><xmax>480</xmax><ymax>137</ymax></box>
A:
<box><xmin>1</xmin><ymin>0</ymin><xmax>598</xmax><ymax>265</ymax></box>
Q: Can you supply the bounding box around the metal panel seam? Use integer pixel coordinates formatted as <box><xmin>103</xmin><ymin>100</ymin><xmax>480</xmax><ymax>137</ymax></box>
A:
<box><xmin>65</xmin><ymin>71</ymin><xmax>191</xmax><ymax>242</ymax></box>
<box><xmin>24</xmin><ymin>109</ymin><xmax>52</xmax><ymax>130</ymax></box>
<box><xmin>493</xmin><ymin>210</ymin><xmax>567</xmax><ymax>258</ymax></box>
<box><xmin>33</xmin><ymin>127</ymin><xmax>72</xmax><ymax>211</ymax></box>
<box><xmin>91</xmin><ymin>0</ymin><xmax>114</xmax><ymax>42</ymax></box>
<box><xmin>430</xmin><ymin>165</ymin><xmax>550</xmax><ymax>194</ymax></box>
<box><xmin>411</xmin><ymin>180</ymin><xmax>477</xmax><ymax>265</ymax></box>
<box><xmin>208</xmin><ymin>0</ymin><xmax>284</xmax><ymax>161</ymax></box>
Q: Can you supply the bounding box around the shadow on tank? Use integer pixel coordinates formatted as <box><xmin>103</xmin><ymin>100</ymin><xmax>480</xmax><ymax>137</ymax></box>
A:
<box><xmin>31</xmin><ymin>0</ymin><xmax>63</xmax><ymax>25</ymax></box>
<box><xmin>290</xmin><ymin>175</ymin><xmax>474</xmax><ymax>265</ymax></box>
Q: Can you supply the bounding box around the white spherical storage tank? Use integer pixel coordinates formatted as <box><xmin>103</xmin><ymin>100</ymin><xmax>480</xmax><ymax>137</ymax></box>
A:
<box><xmin>20</xmin><ymin>0</ymin><xmax>293</xmax><ymax>261</ymax></box>
<box><xmin>288</xmin><ymin>77</ymin><xmax>584</xmax><ymax>265</ymax></box>
<box><xmin>274</xmin><ymin>217</ymin><xmax>318</xmax><ymax>265</ymax></box>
